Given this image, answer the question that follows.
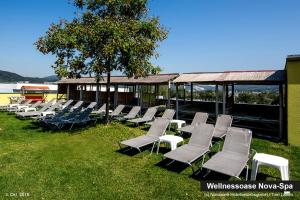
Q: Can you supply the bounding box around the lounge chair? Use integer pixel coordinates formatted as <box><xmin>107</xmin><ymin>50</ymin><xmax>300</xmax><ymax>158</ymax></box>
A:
<box><xmin>0</xmin><ymin>98</ymin><xmax>24</xmax><ymax>110</ymax></box>
<box><xmin>115</xmin><ymin>106</ymin><xmax>140</xmax><ymax>121</ymax></box>
<box><xmin>17</xmin><ymin>100</ymin><xmax>42</xmax><ymax>112</ymax></box>
<box><xmin>212</xmin><ymin>114</ymin><xmax>233</xmax><ymax>139</ymax></box>
<box><xmin>51</xmin><ymin>102</ymin><xmax>97</xmax><ymax>130</ymax></box>
<box><xmin>145</xmin><ymin>109</ymin><xmax>175</xmax><ymax>126</ymax></box>
<box><xmin>7</xmin><ymin>99</ymin><xmax>32</xmax><ymax>112</ymax></box>
<box><xmin>70</xmin><ymin>101</ymin><xmax>84</xmax><ymax>111</ymax></box>
<box><xmin>91</xmin><ymin>103</ymin><xmax>106</xmax><ymax>115</ymax></box>
<box><xmin>163</xmin><ymin>123</ymin><xmax>215</xmax><ymax>173</ymax></box>
<box><xmin>16</xmin><ymin>99</ymin><xmax>58</xmax><ymax>118</ymax></box>
<box><xmin>41</xmin><ymin>106</ymin><xmax>83</xmax><ymax>127</ymax></box>
<box><xmin>202</xmin><ymin>127</ymin><xmax>252</xmax><ymax>180</ymax></box>
<box><xmin>119</xmin><ymin>118</ymin><xmax>170</xmax><ymax>153</ymax></box>
<box><xmin>60</xmin><ymin>99</ymin><xmax>74</xmax><ymax>110</ymax></box>
<box><xmin>178</xmin><ymin>112</ymin><xmax>209</xmax><ymax>134</ymax></box>
<box><xmin>127</xmin><ymin>107</ymin><xmax>158</xmax><ymax>126</ymax></box>
<box><xmin>110</xmin><ymin>104</ymin><xmax>125</xmax><ymax>118</ymax></box>
<box><xmin>37</xmin><ymin>100</ymin><xmax>75</xmax><ymax>121</ymax></box>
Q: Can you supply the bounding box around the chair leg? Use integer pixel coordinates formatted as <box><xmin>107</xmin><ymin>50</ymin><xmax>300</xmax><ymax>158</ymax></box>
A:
<box><xmin>150</xmin><ymin>142</ymin><xmax>156</xmax><ymax>155</ymax></box>
<box><xmin>189</xmin><ymin>163</ymin><xmax>195</xmax><ymax>174</ymax></box>
<box><xmin>246</xmin><ymin>165</ymin><xmax>249</xmax><ymax>181</ymax></box>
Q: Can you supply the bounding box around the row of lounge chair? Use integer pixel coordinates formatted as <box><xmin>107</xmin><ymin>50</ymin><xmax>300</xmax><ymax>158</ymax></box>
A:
<box><xmin>2</xmin><ymin>98</ymin><xmax>253</xmax><ymax>180</ymax></box>
<box><xmin>119</xmin><ymin>112</ymin><xmax>253</xmax><ymax>181</ymax></box>
<box><xmin>7</xmin><ymin>98</ymin><xmax>163</xmax><ymax>130</ymax></box>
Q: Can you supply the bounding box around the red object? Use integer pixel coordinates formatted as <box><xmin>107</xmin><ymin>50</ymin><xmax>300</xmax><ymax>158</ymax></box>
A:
<box><xmin>21</xmin><ymin>86</ymin><xmax>49</xmax><ymax>90</ymax></box>
<box><xmin>24</xmin><ymin>96</ymin><xmax>45</xmax><ymax>102</ymax></box>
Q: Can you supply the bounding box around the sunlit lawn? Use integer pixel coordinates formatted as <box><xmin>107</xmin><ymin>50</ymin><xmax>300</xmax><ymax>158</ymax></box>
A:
<box><xmin>0</xmin><ymin>112</ymin><xmax>299</xmax><ymax>199</ymax></box>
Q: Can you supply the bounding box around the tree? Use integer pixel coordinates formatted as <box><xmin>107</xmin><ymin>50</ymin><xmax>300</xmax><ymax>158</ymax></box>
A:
<box><xmin>35</xmin><ymin>0</ymin><xmax>168</xmax><ymax>123</ymax></box>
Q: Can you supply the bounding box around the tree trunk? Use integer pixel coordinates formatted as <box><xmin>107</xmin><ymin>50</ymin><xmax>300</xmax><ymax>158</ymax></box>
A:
<box><xmin>105</xmin><ymin>71</ymin><xmax>111</xmax><ymax>124</ymax></box>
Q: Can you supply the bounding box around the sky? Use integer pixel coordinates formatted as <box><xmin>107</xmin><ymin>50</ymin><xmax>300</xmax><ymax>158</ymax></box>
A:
<box><xmin>0</xmin><ymin>0</ymin><xmax>299</xmax><ymax>77</ymax></box>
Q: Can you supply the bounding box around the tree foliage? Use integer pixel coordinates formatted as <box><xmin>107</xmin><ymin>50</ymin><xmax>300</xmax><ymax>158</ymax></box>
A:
<box><xmin>35</xmin><ymin>0</ymin><xmax>168</xmax><ymax>122</ymax></box>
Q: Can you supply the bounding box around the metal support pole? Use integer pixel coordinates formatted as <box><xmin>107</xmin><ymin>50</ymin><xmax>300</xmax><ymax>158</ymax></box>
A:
<box><xmin>279</xmin><ymin>84</ymin><xmax>283</xmax><ymax>140</ymax></box>
<box><xmin>176</xmin><ymin>84</ymin><xmax>179</xmax><ymax>119</ymax></box>
<box><xmin>191</xmin><ymin>83</ymin><xmax>193</xmax><ymax>102</ymax></box>
<box><xmin>183</xmin><ymin>84</ymin><xmax>186</xmax><ymax>103</ymax></box>
<box><xmin>96</xmin><ymin>84</ymin><xmax>99</xmax><ymax>104</ymax></box>
<box><xmin>139</xmin><ymin>85</ymin><xmax>143</xmax><ymax>113</ymax></box>
<box><xmin>154</xmin><ymin>84</ymin><xmax>158</xmax><ymax>105</ymax></box>
<box><xmin>67</xmin><ymin>84</ymin><xmax>70</xmax><ymax>100</ymax></box>
<box><xmin>114</xmin><ymin>84</ymin><xmax>118</xmax><ymax>108</ymax></box>
<box><xmin>80</xmin><ymin>85</ymin><xmax>83</xmax><ymax>101</ymax></box>
<box><xmin>168</xmin><ymin>81</ymin><xmax>171</xmax><ymax>108</ymax></box>
<box><xmin>215</xmin><ymin>85</ymin><xmax>219</xmax><ymax>117</ymax></box>
<box><xmin>222</xmin><ymin>84</ymin><xmax>226</xmax><ymax>114</ymax></box>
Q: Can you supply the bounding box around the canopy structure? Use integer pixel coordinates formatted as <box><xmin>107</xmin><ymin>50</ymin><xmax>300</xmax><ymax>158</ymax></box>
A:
<box><xmin>57</xmin><ymin>73</ymin><xmax>179</xmax><ymax>109</ymax></box>
<box><xmin>172</xmin><ymin>70</ymin><xmax>286</xmax><ymax>141</ymax></box>
<box><xmin>173</xmin><ymin>70</ymin><xmax>285</xmax><ymax>84</ymax></box>
<box><xmin>57</xmin><ymin>73</ymin><xmax>179</xmax><ymax>85</ymax></box>
<box><xmin>56</xmin><ymin>70</ymin><xmax>287</xmax><ymax>141</ymax></box>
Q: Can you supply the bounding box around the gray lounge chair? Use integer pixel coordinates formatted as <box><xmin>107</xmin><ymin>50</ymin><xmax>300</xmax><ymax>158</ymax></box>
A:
<box><xmin>203</xmin><ymin>127</ymin><xmax>252</xmax><ymax>180</ymax></box>
<box><xmin>163</xmin><ymin>123</ymin><xmax>215</xmax><ymax>173</ymax></box>
<box><xmin>52</xmin><ymin>102</ymin><xmax>97</xmax><ymax>130</ymax></box>
<box><xmin>8</xmin><ymin>99</ymin><xmax>32</xmax><ymax>112</ymax></box>
<box><xmin>127</xmin><ymin>107</ymin><xmax>158</xmax><ymax>126</ymax></box>
<box><xmin>120</xmin><ymin>118</ymin><xmax>170</xmax><ymax>153</ymax></box>
<box><xmin>178</xmin><ymin>112</ymin><xmax>209</xmax><ymax>134</ymax></box>
<box><xmin>116</xmin><ymin>106</ymin><xmax>141</xmax><ymax>121</ymax></box>
<box><xmin>70</xmin><ymin>101</ymin><xmax>84</xmax><ymax>111</ymax></box>
<box><xmin>91</xmin><ymin>103</ymin><xmax>106</xmax><ymax>115</ymax></box>
<box><xmin>212</xmin><ymin>114</ymin><xmax>233</xmax><ymax>139</ymax></box>
<box><xmin>15</xmin><ymin>100</ymin><xmax>42</xmax><ymax>112</ymax></box>
<box><xmin>60</xmin><ymin>100</ymin><xmax>74</xmax><ymax>110</ymax></box>
<box><xmin>110</xmin><ymin>104</ymin><xmax>125</xmax><ymax>118</ymax></box>
<box><xmin>41</xmin><ymin>106</ymin><xmax>83</xmax><ymax>126</ymax></box>
<box><xmin>16</xmin><ymin>99</ymin><xmax>58</xmax><ymax>118</ymax></box>
<box><xmin>0</xmin><ymin>98</ymin><xmax>25</xmax><ymax>110</ymax></box>
<box><xmin>145</xmin><ymin>109</ymin><xmax>175</xmax><ymax>126</ymax></box>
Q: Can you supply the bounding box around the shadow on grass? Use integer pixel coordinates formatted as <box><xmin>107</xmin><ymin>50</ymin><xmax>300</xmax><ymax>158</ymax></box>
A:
<box><xmin>155</xmin><ymin>158</ymin><xmax>190</xmax><ymax>174</ymax></box>
<box><xmin>191</xmin><ymin>169</ymin><xmax>231</xmax><ymax>181</ymax></box>
<box><xmin>116</xmin><ymin>144</ymin><xmax>154</xmax><ymax>157</ymax></box>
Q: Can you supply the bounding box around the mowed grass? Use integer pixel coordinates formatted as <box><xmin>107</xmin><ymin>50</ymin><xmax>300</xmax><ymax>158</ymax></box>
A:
<box><xmin>0</xmin><ymin>112</ymin><xmax>299</xmax><ymax>199</ymax></box>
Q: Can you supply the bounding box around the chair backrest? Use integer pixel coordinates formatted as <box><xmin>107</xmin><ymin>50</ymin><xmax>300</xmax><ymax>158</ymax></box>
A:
<box><xmin>39</xmin><ymin>99</ymin><xmax>55</xmax><ymax>112</ymax></box>
<box><xmin>147</xmin><ymin>118</ymin><xmax>169</xmax><ymax>138</ymax></box>
<box><xmin>47</xmin><ymin>99</ymin><xmax>65</xmax><ymax>112</ymax></box>
<box><xmin>75</xmin><ymin>107</ymin><xmax>93</xmax><ymax>121</ymax></box>
<box><xmin>126</xmin><ymin>106</ymin><xmax>140</xmax><ymax>118</ymax></box>
<box><xmin>31</xmin><ymin>101</ymin><xmax>42</xmax><ymax>108</ymax></box>
<box><xmin>188</xmin><ymin>123</ymin><xmax>214</xmax><ymax>149</ymax></box>
<box><xmin>222</xmin><ymin>127</ymin><xmax>252</xmax><ymax>157</ymax></box>
<box><xmin>71</xmin><ymin>101</ymin><xmax>84</xmax><ymax>110</ymax></box>
<box><xmin>64</xmin><ymin>107</ymin><xmax>82</xmax><ymax>119</ymax></box>
<box><xmin>191</xmin><ymin>112</ymin><xmax>209</xmax><ymax>126</ymax></box>
<box><xmin>111</xmin><ymin>104</ymin><xmax>125</xmax><ymax>115</ymax></box>
<box><xmin>142</xmin><ymin>107</ymin><xmax>157</xmax><ymax>120</ymax></box>
<box><xmin>53</xmin><ymin>106</ymin><xmax>70</xmax><ymax>119</ymax></box>
<box><xmin>23</xmin><ymin>99</ymin><xmax>32</xmax><ymax>106</ymax></box>
<box><xmin>161</xmin><ymin>109</ymin><xmax>175</xmax><ymax>120</ymax></box>
<box><xmin>62</xmin><ymin>100</ymin><xmax>73</xmax><ymax>108</ymax></box>
<box><xmin>213</xmin><ymin>115</ymin><xmax>233</xmax><ymax>138</ymax></box>
<box><xmin>97</xmin><ymin>103</ymin><xmax>106</xmax><ymax>112</ymax></box>
<box><xmin>87</xmin><ymin>102</ymin><xmax>97</xmax><ymax>109</ymax></box>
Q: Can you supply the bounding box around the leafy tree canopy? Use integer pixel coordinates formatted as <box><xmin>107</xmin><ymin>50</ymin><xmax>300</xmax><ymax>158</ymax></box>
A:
<box><xmin>35</xmin><ymin>0</ymin><xmax>168</xmax><ymax>80</ymax></box>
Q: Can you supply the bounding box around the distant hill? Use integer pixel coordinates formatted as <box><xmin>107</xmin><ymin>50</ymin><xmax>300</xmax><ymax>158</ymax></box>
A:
<box><xmin>0</xmin><ymin>70</ymin><xmax>59</xmax><ymax>83</ymax></box>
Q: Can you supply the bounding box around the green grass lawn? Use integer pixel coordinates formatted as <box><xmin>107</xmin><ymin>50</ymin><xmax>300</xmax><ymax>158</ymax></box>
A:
<box><xmin>0</xmin><ymin>112</ymin><xmax>299</xmax><ymax>199</ymax></box>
